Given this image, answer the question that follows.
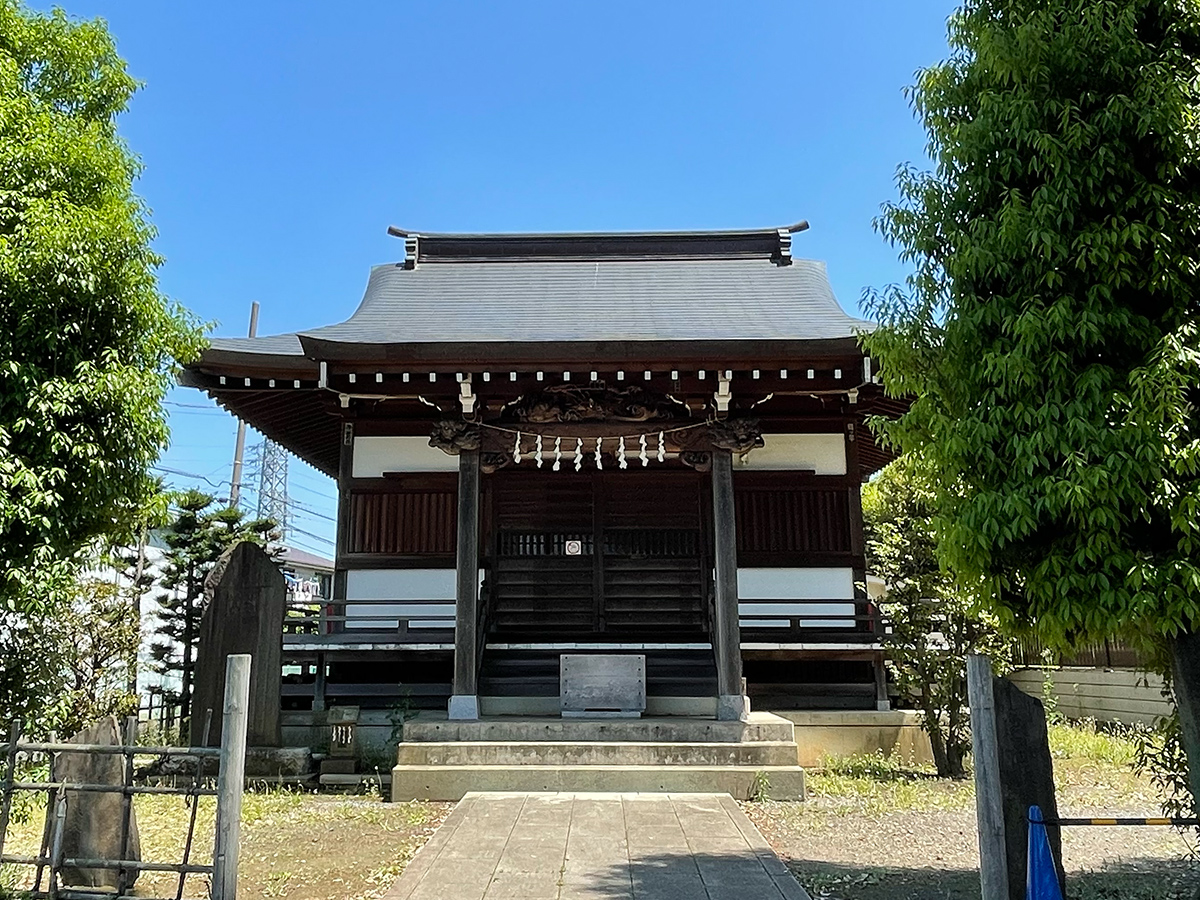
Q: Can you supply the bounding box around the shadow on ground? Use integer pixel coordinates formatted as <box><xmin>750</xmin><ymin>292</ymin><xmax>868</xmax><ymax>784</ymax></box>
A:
<box><xmin>547</xmin><ymin>850</ymin><xmax>802</xmax><ymax>899</ymax></box>
<box><xmin>785</xmin><ymin>858</ymin><xmax>1199</xmax><ymax>900</ymax></box>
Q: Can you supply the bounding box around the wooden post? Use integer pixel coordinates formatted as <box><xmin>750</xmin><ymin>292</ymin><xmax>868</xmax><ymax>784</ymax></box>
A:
<box><xmin>450</xmin><ymin>450</ymin><xmax>481</xmax><ymax>720</ymax></box>
<box><xmin>0</xmin><ymin>720</ymin><xmax>20</xmax><ymax>863</ymax></box>
<box><xmin>967</xmin><ymin>653</ymin><xmax>1009</xmax><ymax>900</ymax></box>
<box><xmin>116</xmin><ymin>715</ymin><xmax>137</xmax><ymax>895</ymax></box>
<box><xmin>711</xmin><ymin>449</ymin><xmax>746</xmax><ymax>720</ymax></box>
<box><xmin>213</xmin><ymin>654</ymin><xmax>251</xmax><ymax>900</ymax></box>
<box><xmin>312</xmin><ymin>652</ymin><xmax>327</xmax><ymax>712</ymax></box>
<box><xmin>873</xmin><ymin>651</ymin><xmax>889</xmax><ymax>711</ymax></box>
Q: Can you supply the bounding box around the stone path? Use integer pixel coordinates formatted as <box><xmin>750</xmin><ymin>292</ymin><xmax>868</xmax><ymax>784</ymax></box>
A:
<box><xmin>384</xmin><ymin>791</ymin><xmax>810</xmax><ymax>900</ymax></box>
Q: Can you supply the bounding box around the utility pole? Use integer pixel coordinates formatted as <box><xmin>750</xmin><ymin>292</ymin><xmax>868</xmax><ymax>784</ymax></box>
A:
<box><xmin>228</xmin><ymin>301</ymin><xmax>259</xmax><ymax>507</ymax></box>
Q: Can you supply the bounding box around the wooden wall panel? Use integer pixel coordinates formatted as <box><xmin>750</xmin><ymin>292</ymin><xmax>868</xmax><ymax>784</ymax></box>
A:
<box><xmin>347</xmin><ymin>488</ymin><xmax>457</xmax><ymax>555</ymax></box>
<box><xmin>734</xmin><ymin>486</ymin><xmax>851</xmax><ymax>556</ymax></box>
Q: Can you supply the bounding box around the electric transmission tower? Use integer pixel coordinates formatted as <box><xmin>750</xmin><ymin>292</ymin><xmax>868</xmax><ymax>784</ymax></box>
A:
<box><xmin>254</xmin><ymin>438</ymin><xmax>290</xmax><ymax>539</ymax></box>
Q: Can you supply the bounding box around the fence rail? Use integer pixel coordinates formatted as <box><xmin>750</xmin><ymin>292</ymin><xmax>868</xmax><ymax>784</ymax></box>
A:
<box><xmin>0</xmin><ymin>655</ymin><xmax>251</xmax><ymax>900</ymax></box>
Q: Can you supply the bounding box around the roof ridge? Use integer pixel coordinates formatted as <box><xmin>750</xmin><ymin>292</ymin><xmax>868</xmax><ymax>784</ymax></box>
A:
<box><xmin>386</xmin><ymin>226</ymin><xmax>809</xmax><ymax>268</ymax></box>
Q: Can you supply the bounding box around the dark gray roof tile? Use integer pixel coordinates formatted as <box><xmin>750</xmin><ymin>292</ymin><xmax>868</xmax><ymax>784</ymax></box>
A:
<box><xmin>298</xmin><ymin>257</ymin><xmax>869</xmax><ymax>346</ymax></box>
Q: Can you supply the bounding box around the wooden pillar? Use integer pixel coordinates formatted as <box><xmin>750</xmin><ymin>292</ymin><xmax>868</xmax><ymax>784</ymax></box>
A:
<box><xmin>967</xmin><ymin>653</ymin><xmax>1009</xmax><ymax>900</ymax></box>
<box><xmin>711</xmin><ymin>449</ymin><xmax>748</xmax><ymax>721</ymax></box>
<box><xmin>873</xmin><ymin>651</ymin><xmax>889</xmax><ymax>711</ymax></box>
<box><xmin>312</xmin><ymin>653</ymin><xmax>327</xmax><ymax>712</ymax></box>
<box><xmin>449</xmin><ymin>449</ymin><xmax>481</xmax><ymax>720</ymax></box>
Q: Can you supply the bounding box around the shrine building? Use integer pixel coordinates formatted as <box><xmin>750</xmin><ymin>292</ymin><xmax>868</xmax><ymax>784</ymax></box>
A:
<box><xmin>181</xmin><ymin>225</ymin><xmax>900</xmax><ymax>728</ymax></box>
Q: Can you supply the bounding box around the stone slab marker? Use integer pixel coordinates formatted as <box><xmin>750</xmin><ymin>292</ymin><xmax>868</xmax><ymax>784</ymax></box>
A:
<box><xmin>1171</xmin><ymin>630</ymin><xmax>1200</xmax><ymax>805</ymax></box>
<box><xmin>561</xmin><ymin>654</ymin><xmax>646</xmax><ymax>717</ymax></box>
<box><xmin>54</xmin><ymin>717</ymin><xmax>139</xmax><ymax>888</ymax></box>
<box><xmin>192</xmin><ymin>541</ymin><xmax>285</xmax><ymax>747</ymax></box>
<box><xmin>993</xmin><ymin>675</ymin><xmax>1064</xmax><ymax>899</ymax></box>
<box><xmin>971</xmin><ymin>653</ymin><xmax>1065</xmax><ymax>900</ymax></box>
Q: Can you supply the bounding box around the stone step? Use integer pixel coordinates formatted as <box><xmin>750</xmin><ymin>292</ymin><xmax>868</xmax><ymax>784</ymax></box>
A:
<box><xmin>403</xmin><ymin>711</ymin><xmax>796</xmax><ymax>744</ymax></box>
<box><xmin>396</xmin><ymin>740</ymin><xmax>800</xmax><ymax>767</ymax></box>
<box><xmin>390</xmin><ymin>764</ymin><xmax>806</xmax><ymax>802</ymax></box>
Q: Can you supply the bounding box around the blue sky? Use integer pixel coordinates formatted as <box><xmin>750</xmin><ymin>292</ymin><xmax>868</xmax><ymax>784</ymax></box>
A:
<box><xmin>35</xmin><ymin>1</ymin><xmax>957</xmax><ymax>558</ymax></box>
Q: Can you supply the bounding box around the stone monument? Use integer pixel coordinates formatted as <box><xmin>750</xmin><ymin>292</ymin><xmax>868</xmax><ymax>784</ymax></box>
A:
<box><xmin>994</xmin><ymin>676</ymin><xmax>1065</xmax><ymax>900</ymax></box>
<box><xmin>191</xmin><ymin>541</ymin><xmax>285</xmax><ymax>748</ymax></box>
<box><xmin>55</xmin><ymin>717</ymin><xmax>140</xmax><ymax>889</ymax></box>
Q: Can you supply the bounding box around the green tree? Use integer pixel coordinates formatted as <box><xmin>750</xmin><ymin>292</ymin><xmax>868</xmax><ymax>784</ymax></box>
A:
<box><xmin>149</xmin><ymin>491</ymin><xmax>276</xmax><ymax>728</ymax></box>
<box><xmin>864</xmin><ymin>0</ymin><xmax>1200</xmax><ymax>800</ymax></box>
<box><xmin>864</xmin><ymin>458</ymin><xmax>1011</xmax><ymax>778</ymax></box>
<box><xmin>56</xmin><ymin>579</ymin><xmax>141</xmax><ymax>737</ymax></box>
<box><xmin>0</xmin><ymin>3</ymin><xmax>203</xmax><ymax>728</ymax></box>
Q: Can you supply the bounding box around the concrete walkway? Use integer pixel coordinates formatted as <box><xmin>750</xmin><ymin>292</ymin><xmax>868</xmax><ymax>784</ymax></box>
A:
<box><xmin>384</xmin><ymin>792</ymin><xmax>811</xmax><ymax>900</ymax></box>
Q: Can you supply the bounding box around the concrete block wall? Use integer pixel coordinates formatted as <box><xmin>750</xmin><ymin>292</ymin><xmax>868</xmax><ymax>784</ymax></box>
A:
<box><xmin>771</xmin><ymin>710</ymin><xmax>934</xmax><ymax>767</ymax></box>
<box><xmin>1008</xmin><ymin>667</ymin><xmax>1172</xmax><ymax>726</ymax></box>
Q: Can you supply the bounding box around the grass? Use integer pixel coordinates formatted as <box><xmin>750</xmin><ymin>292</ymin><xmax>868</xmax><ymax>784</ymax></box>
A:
<box><xmin>804</xmin><ymin>751</ymin><xmax>974</xmax><ymax>815</ymax></box>
<box><xmin>0</xmin><ymin>786</ymin><xmax>451</xmax><ymax>900</ymax></box>
<box><xmin>1048</xmin><ymin>719</ymin><xmax>1142</xmax><ymax>767</ymax></box>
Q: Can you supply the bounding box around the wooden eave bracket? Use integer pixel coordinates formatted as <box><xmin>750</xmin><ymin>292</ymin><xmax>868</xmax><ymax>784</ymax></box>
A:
<box><xmin>714</xmin><ymin>371</ymin><xmax>732</xmax><ymax>415</ymax></box>
<box><xmin>459</xmin><ymin>374</ymin><xmax>476</xmax><ymax>416</ymax></box>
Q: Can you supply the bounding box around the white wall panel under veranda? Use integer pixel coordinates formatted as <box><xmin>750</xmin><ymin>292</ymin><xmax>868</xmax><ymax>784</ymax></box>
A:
<box><xmin>734</xmin><ymin>433</ymin><xmax>846</xmax><ymax>474</ymax></box>
<box><xmin>352</xmin><ymin>435</ymin><xmax>459</xmax><ymax>477</ymax></box>
<box><xmin>346</xmin><ymin>568</ymin><xmax>457</xmax><ymax>600</ymax></box>
<box><xmin>737</xmin><ymin>567</ymin><xmax>855</xmax><ymax>629</ymax></box>
<box><xmin>344</xmin><ymin>568</ymin><xmax>457</xmax><ymax>630</ymax></box>
<box><xmin>737</xmin><ymin>567</ymin><xmax>855</xmax><ymax>600</ymax></box>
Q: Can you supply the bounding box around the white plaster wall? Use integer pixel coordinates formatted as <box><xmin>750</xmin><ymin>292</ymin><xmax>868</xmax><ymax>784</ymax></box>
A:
<box><xmin>734</xmin><ymin>433</ymin><xmax>846</xmax><ymax>475</ymax></box>
<box><xmin>737</xmin><ymin>567</ymin><xmax>854</xmax><ymax>600</ymax></box>
<box><xmin>352</xmin><ymin>436</ymin><xmax>458</xmax><ymax>477</ymax></box>
<box><xmin>737</xmin><ymin>567</ymin><xmax>855</xmax><ymax>629</ymax></box>
<box><xmin>344</xmin><ymin>568</ymin><xmax>456</xmax><ymax>629</ymax></box>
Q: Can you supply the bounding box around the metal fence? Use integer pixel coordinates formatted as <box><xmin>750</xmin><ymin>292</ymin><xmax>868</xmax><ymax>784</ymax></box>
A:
<box><xmin>0</xmin><ymin>655</ymin><xmax>251</xmax><ymax>900</ymax></box>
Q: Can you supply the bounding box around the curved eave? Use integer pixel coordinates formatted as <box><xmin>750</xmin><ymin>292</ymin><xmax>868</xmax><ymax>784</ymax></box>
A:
<box><xmin>191</xmin><ymin>347</ymin><xmax>319</xmax><ymax>378</ymax></box>
<box><xmin>178</xmin><ymin>371</ymin><xmax>340</xmax><ymax>477</ymax></box>
<box><xmin>854</xmin><ymin>387</ymin><xmax>910</xmax><ymax>477</ymax></box>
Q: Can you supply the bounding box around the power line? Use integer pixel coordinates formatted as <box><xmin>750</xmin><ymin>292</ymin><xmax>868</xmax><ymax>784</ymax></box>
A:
<box><xmin>290</xmin><ymin>499</ymin><xmax>337</xmax><ymax>523</ymax></box>
<box><xmin>289</xmin><ymin>524</ymin><xmax>334</xmax><ymax>546</ymax></box>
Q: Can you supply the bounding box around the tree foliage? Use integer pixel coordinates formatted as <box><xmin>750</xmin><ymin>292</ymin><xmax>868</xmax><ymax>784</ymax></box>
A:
<box><xmin>149</xmin><ymin>491</ymin><xmax>276</xmax><ymax>726</ymax></box>
<box><xmin>864</xmin><ymin>0</ymin><xmax>1200</xmax><ymax>799</ymax></box>
<box><xmin>55</xmin><ymin>578</ymin><xmax>140</xmax><ymax>736</ymax></box>
<box><xmin>864</xmin><ymin>458</ymin><xmax>1011</xmax><ymax>778</ymax></box>
<box><xmin>0</xmin><ymin>1</ymin><xmax>204</xmax><ymax>620</ymax></box>
<box><xmin>0</xmin><ymin>574</ymin><xmax>139</xmax><ymax>738</ymax></box>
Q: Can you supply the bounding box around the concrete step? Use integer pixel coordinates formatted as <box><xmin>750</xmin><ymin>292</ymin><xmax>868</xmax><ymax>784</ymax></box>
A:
<box><xmin>390</xmin><ymin>764</ymin><xmax>805</xmax><ymax>802</ymax></box>
<box><xmin>396</xmin><ymin>740</ymin><xmax>800</xmax><ymax>767</ymax></box>
<box><xmin>403</xmin><ymin>711</ymin><xmax>796</xmax><ymax>744</ymax></box>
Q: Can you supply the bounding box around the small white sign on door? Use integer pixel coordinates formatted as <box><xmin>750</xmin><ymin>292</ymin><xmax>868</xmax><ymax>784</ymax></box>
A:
<box><xmin>564</xmin><ymin>539</ymin><xmax>583</xmax><ymax>556</ymax></box>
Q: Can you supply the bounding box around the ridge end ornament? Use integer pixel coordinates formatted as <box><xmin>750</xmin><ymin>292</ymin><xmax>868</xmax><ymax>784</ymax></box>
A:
<box><xmin>429</xmin><ymin>419</ymin><xmax>482</xmax><ymax>455</ymax></box>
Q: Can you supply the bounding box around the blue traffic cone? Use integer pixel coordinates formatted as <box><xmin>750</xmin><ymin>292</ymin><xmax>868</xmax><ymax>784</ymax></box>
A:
<box><xmin>1027</xmin><ymin>805</ymin><xmax>1064</xmax><ymax>900</ymax></box>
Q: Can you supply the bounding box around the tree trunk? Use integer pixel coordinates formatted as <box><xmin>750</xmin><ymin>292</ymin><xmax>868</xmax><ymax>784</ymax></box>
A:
<box><xmin>1171</xmin><ymin>630</ymin><xmax>1200</xmax><ymax>808</ymax></box>
<box><xmin>180</xmin><ymin>563</ymin><xmax>196</xmax><ymax>727</ymax></box>
<box><xmin>127</xmin><ymin>531</ymin><xmax>146</xmax><ymax>694</ymax></box>
<box><xmin>923</xmin><ymin>699</ymin><xmax>951</xmax><ymax>777</ymax></box>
